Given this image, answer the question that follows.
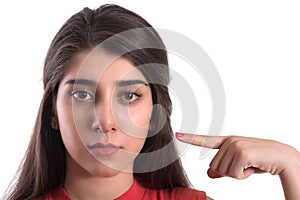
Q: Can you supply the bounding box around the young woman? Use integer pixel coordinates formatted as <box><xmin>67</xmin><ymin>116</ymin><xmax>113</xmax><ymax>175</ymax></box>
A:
<box><xmin>4</xmin><ymin>4</ymin><xmax>300</xmax><ymax>200</ymax></box>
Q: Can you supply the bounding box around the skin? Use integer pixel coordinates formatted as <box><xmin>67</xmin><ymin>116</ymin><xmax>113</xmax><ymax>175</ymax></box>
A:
<box><xmin>176</xmin><ymin>133</ymin><xmax>300</xmax><ymax>200</ymax></box>
<box><xmin>55</xmin><ymin>51</ymin><xmax>300</xmax><ymax>200</ymax></box>
<box><xmin>56</xmin><ymin>51</ymin><xmax>153</xmax><ymax>199</ymax></box>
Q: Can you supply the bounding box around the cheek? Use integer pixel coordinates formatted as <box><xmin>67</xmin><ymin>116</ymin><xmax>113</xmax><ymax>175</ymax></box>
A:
<box><xmin>128</xmin><ymin>137</ymin><xmax>146</xmax><ymax>153</ymax></box>
<box><xmin>57</xmin><ymin>92</ymin><xmax>95</xmax><ymax>142</ymax></box>
<box><xmin>56</xmin><ymin>94</ymin><xmax>89</xmax><ymax>158</ymax></box>
<box><xmin>128</xmin><ymin>105</ymin><xmax>152</xmax><ymax>128</ymax></box>
<box><xmin>56</xmin><ymin>102</ymin><xmax>78</xmax><ymax>151</ymax></box>
<box><xmin>56</xmin><ymin>97</ymin><xmax>109</xmax><ymax>174</ymax></box>
<box><xmin>113</xmin><ymin>102</ymin><xmax>152</xmax><ymax>139</ymax></box>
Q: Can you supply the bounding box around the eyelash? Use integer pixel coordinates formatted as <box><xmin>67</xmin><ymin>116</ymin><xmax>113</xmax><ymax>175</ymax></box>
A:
<box><xmin>117</xmin><ymin>89</ymin><xmax>142</xmax><ymax>104</ymax></box>
<box><xmin>70</xmin><ymin>89</ymin><xmax>142</xmax><ymax>104</ymax></box>
<box><xmin>71</xmin><ymin>90</ymin><xmax>95</xmax><ymax>102</ymax></box>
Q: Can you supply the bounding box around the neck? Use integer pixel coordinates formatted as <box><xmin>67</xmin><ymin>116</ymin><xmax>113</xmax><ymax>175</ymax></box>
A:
<box><xmin>64</xmin><ymin>154</ymin><xmax>134</xmax><ymax>200</ymax></box>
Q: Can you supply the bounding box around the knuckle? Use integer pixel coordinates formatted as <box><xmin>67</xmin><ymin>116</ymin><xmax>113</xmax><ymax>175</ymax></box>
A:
<box><xmin>230</xmin><ymin>140</ymin><xmax>248</xmax><ymax>154</ymax></box>
<box><xmin>226</xmin><ymin>135</ymin><xmax>239</xmax><ymax>143</ymax></box>
<box><xmin>235</xmin><ymin>147</ymin><xmax>251</xmax><ymax>161</ymax></box>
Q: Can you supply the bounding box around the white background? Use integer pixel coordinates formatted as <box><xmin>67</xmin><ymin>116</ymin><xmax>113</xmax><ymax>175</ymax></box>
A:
<box><xmin>0</xmin><ymin>1</ymin><xmax>299</xmax><ymax>199</ymax></box>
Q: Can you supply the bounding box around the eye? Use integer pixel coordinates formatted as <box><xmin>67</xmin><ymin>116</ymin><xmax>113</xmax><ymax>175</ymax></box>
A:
<box><xmin>118</xmin><ymin>91</ymin><xmax>141</xmax><ymax>103</ymax></box>
<box><xmin>71</xmin><ymin>90</ymin><xmax>94</xmax><ymax>102</ymax></box>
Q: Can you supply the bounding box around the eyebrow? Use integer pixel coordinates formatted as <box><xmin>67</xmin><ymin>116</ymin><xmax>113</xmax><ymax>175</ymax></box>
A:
<box><xmin>65</xmin><ymin>79</ymin><xmax>148</xmax><ymax>87</ymax></box>
<box><xmin>65</xmin><ymin>79</ymin><xmax>97</xmax><ymax>87</ymax></box>
<box><xmin>117</xmin><ymin>79</ymin><xmax>148</xmax><ymax>87</ymax></box>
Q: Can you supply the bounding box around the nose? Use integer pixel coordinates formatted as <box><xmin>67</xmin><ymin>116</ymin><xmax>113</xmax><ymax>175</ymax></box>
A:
<box><xmin>92</xmin><ymin>99</ymin><xmax>117</xmax><ymax>134</ymax></box>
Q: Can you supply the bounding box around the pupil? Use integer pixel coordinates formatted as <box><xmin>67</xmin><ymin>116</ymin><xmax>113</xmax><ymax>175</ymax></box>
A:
<box><xmin>125</xmin><ymin>93</ymin><xmax>133</xmax><ymax>100</ymax></box>
<box><xmin>79</xmin><ymin>92</ymin><xmax>87</xmax><ymax>99</ymax></box>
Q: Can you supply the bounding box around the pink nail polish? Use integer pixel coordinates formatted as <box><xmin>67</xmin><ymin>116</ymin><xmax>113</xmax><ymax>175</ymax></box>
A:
<box><xmin>176</xmin><ymin>132</ymin><xmax>184</xmax><ymax>138</ymax></box>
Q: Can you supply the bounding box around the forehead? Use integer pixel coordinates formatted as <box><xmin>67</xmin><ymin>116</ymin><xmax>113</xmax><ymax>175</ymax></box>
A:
<box><xmin>64</xmin><ymin>51</ymin><xmax>147</xmax><ymax>84</ymax></box>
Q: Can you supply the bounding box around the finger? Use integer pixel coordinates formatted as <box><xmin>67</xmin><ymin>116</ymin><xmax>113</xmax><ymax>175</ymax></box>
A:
<box><xmin>213</xmin><ymin>145</ymin><xmax>235</xmax><ymax>176</ymax></box>
<box><xmin>207</xmin><ymin>168</ymin><xmax>224</xmax><ymax>179</ymax></box>
<box><xmin>227</xmin><ymin>152</ymin><xmax>246</xmax><ymax>179</ymax></box>
<box><xmin>175</xmin><ymin>132</ymin><xmax>228</xmax><ymax>149</ymax></box>
<box><xmin>208</xmin><ymin>167</ymin><xmax>255</xmax><ymax>180</ymax></box>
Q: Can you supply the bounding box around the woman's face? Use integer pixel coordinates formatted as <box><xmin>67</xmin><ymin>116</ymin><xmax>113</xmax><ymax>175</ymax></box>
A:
<box><xmin>56</xmin><ymin>51</ymin><xmax>153</xmax><ymax>176</ymax></box>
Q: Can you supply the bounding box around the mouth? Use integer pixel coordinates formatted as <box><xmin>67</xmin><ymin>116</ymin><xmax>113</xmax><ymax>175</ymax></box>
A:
<box><xmin>87</xmin><ymin>142</ymin><xmax>120</xmax><ymax>157</ymax></box>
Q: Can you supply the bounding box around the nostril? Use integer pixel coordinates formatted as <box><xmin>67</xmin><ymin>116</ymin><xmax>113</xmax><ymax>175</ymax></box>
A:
<box><xmin>95</xmin><ymin>126</ymin><xmax>103</xmax><ymax>133</ymax></box>
<box><xmin>92</xmin><ymin>122</ymin><xmax>116</xmax><ymax>133</ymax></box>
<box><xmin>92</xmin><ymin>122</ymin><xmax>103</xmax><ymax>133</ymax></box>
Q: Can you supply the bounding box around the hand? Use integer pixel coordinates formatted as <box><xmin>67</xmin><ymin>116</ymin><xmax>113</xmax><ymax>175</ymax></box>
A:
<box><xmin>175</xmin><ymin>133</ymin><xmax>300</xmax><ymax>180</ymax></box>
<box><xmin>176</xmin><ymin>133</ymin><xmax>300</xmax><ymax>199</ymax></box>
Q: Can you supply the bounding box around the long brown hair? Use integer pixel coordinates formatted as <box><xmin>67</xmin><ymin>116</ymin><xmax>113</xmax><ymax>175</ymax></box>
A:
<box><xmin>4</xmin><ymin>4</ymin><xmax>191</xmax><ymax>200</ymax></box>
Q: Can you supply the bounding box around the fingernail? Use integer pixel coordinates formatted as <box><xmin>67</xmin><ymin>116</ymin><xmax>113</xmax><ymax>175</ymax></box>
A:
<box><xmin>176</xmin><ymin>132</ymin><xmax>184</xmax><ymax>138</ymax></box>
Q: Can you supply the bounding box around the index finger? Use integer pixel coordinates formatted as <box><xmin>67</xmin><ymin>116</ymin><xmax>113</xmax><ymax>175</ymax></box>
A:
<box><xmin>175</xmin><ymin>132</ymin><xmax>228</xmax><ymax>149</ymax></box>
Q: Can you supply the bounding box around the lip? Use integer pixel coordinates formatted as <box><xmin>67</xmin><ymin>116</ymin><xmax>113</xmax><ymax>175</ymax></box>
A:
<box><xmin>87</xmin><ymin>142</ymin><xmax>120</xmax><ymax>157</ymax></box>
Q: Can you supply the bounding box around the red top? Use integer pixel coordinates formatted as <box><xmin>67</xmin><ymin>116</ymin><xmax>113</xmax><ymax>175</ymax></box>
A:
<box><xmin>35</xmin><ymin>179</ymin><xmax>206</xmax><ymax>200</ymax></box>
